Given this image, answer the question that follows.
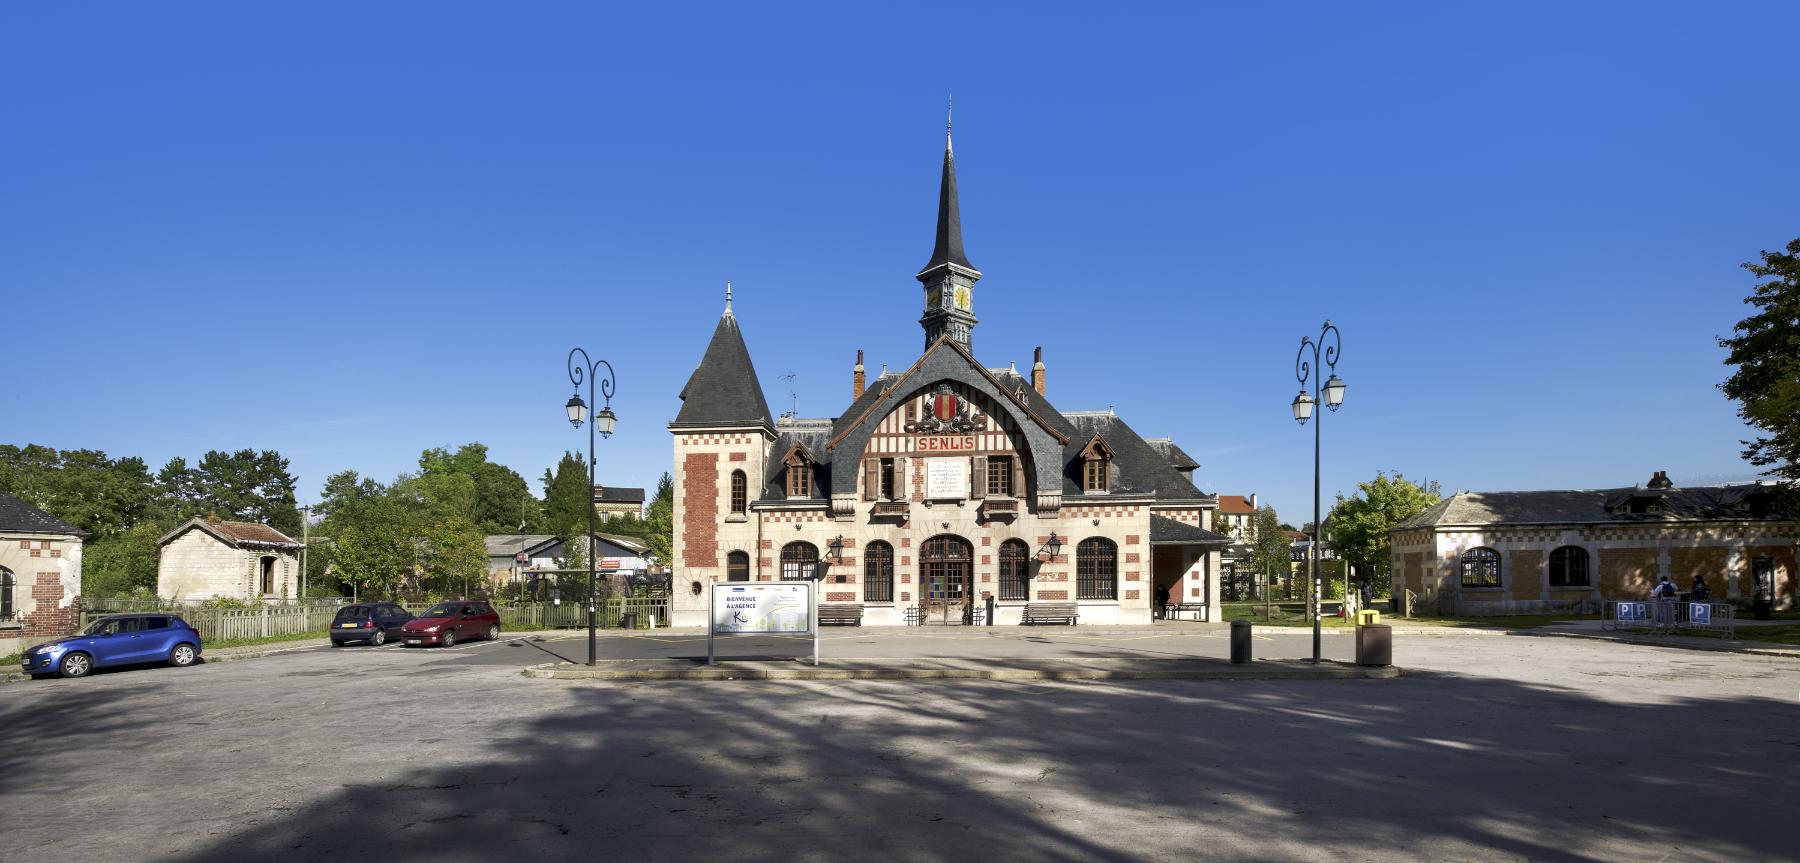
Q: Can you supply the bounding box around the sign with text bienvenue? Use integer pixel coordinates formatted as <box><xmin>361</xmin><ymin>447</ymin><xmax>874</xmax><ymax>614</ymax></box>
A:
<box><xmin>925</xmin><ymin>457</ymin><xmax>967</xmax><ymax>498</ymax></box>
<box><xmin>711</xmin><ymin>583</ymin><xmax>813</xmax><ymax>635</ymax></box>
<box><xmin>915</xmin><ymin>435</ymin><xmax>977</xmax><ymax>453</ymax></box>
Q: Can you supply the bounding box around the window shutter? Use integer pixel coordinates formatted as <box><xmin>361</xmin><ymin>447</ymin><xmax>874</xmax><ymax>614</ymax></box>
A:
<box><xmin>864</xmin><ymin>459</ymin><xmax>879</xmax><ymax>501</ymax></box>
<box><xmin>1012</xmin><ymin>458</ymin><xmax>1025</xmax><ymax>498</ymax></box>
<box><xmin>971</xmin><ymin>456</ymin><xmax>985</xmax><ymax>499</ymax></box>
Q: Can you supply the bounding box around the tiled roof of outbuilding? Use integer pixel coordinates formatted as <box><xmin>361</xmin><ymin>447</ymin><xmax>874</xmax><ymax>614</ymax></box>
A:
<box><xmin>159</xmin><ymin>517</ymin><xmax>300</xmax><ymax>549</ymax></box>
<box><xmin>1217</xmin><ymin>495</ymin><xmax>1256</xmax><ymax>514</ymax></box>
<box><xmin>1149</xmin><ymin>516</ymin><xmax>1232</xmax><ymax>546</ymax></box>
<box><xmin>592</xmin><ymin>486</ymin><xmax>645</xmax><ymax>504</ymax></box>
<box><xmin>0</xmin><ymin>490</ymin><xmax>87</xmax><ymax>537</ymax></box>
<box><xmin>1393</xmin><ymin>483</ymin><xmax>1791</xmax><ymax>530</ymax></box>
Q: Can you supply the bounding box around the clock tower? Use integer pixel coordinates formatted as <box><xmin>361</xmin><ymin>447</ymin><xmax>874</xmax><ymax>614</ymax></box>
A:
<box><xmin>918</xmin><ymin>118</ymin><xmax>981</xmax><ymax>352</ymax></box>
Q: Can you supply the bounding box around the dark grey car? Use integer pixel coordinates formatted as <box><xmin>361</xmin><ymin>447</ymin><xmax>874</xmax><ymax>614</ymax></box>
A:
<box><xmin>328</xmin><ymin>603</ymin><xmax>414</xmax><ymax>647</ymax></box>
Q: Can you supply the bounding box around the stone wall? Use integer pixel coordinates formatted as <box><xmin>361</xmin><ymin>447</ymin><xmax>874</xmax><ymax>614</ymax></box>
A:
<box><xmin>0</xmin><ymin>532</ymin><xmax>84</xmax><ymax>652</ymax></box>
<box><xmin>1598</xmin><ymin>548</ymin><xmax>1659</xmax><ymax>598</ymax></box>
<box><xmin>157</xmin><ymin>529</ymin><xmax>298</xmax><ymax>601</ymax></box>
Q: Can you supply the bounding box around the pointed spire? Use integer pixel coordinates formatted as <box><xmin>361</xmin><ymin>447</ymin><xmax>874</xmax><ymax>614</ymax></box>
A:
<box><xmin>724</xmin><ymin>280</ymin><xmax>733</xmax><ymax>316</ymax></box>
<box><xmin>923</xmin><ymin>101</ymin><xmax>975</xmax><ymax>273</ymax></box>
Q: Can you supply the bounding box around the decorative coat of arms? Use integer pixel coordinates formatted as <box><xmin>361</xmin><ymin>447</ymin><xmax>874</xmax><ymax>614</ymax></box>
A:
<box><xmin>906</xmin><ymin>384</ymin><xmax>986</xmax><ymax>434</ymax></box>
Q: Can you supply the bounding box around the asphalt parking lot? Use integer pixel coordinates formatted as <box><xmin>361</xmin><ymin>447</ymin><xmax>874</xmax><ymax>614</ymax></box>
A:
<box><xmin>3</xmin><ymin>626</ymin><xmax>1796</xmax><ymax>862</ymax></box>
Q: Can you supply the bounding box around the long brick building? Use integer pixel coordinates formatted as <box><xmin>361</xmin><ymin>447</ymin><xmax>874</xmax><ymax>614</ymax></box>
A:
<box><xmin>667</xmin><ymin>128</ymin><xmax>1229</xmax><ymax>627</ymax></box>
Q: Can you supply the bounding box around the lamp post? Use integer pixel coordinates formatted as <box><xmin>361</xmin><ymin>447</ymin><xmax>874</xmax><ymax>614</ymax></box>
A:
<box><xmin>565</xmin><ymin>348</ymin><xmax>617</xmax><ymax>666</ymax></box>
<box><xmin>1292</xmin><ymin>320</ymin><xmax>1345</xmax><ymax>664</ymax></box>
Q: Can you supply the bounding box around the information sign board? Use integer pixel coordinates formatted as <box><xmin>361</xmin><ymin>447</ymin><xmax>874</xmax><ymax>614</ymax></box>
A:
<box><xmin>708</xmin><ymin>582</ymin><xmax>819</xmax><ymax>665</ymax></box>
<box><xmin>925</xmin><ymin>457</ymin><xmax>967</xmax><ymax>499</ymax></box>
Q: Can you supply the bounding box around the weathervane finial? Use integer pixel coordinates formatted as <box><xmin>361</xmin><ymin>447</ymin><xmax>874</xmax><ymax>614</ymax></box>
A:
<box><xmin>946</xmin><ymin>95</ymin><xmax>953</xmax><ymax>150</ymax></box>
<box><xmin>724</xmin><ymin>280</ymin><xmax>733</xmax><ymax>315</ymax></box>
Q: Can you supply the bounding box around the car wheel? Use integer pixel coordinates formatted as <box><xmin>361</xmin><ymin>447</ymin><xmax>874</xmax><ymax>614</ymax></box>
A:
<box><xmin>370</xmin><ymin>629</ymin><xmax>387</xmax><ymax>647</ymax></box>
<box><xmin>59</xmin><ymin>652</ymin><xmax>92</xmax><ymax>679</ymax></box>
<box><xmin>170</xmin><ymin>643</ymin><xmax>199</xmax><ymax>667</ymax></box>
<box><xmin>441</xmin><ymin>629</ymin><xmax>456</xmax><ymax>648</ymax></box>
<box><xmin>486</xmin><ymin>624</ymin><xmax>500</xmax><ymax>642</ymax></box>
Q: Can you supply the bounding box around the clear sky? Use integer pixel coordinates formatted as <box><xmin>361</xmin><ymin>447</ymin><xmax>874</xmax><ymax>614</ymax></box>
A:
<box><xmin>4</xmin><ymin>2</ymin><xmax>1796</xmax><ymax>522</ymax></box>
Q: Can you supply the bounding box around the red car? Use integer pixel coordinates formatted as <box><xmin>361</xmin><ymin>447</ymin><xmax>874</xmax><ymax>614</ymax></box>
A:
<box><xmin>400</xmin><ymin>600</ymin><xmax>501</xmax><ymax>647</ymax></box>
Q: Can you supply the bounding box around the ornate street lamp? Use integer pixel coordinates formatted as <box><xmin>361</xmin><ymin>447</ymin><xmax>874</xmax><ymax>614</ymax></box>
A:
<box><xmin>826</xmin><ymin>536</ymin><xmax>846</xmax><ymax>564</ymax></box>
<box><xmin>565</xmin><ymin>348</ymin><xmax>617</xmax><ymax>666</ymax></box>
<box><xmin>1293</xmin><ymin>320</ymin><xmax>1344</xmax><ymax>664</ymax></box>
<box><xmin>1036</xmin><ymin>531</ymin><xmax>1063</xmax><ymax>563</ymax></box>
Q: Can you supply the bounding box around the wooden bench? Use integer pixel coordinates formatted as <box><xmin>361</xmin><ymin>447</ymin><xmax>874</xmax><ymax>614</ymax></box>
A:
<box><xmin>1021</xmin><ymin>602</ymin><xmax>1079</xmax><ymax>626</ymax></box>
<box><xmin>818</xmin><ymin>604</ymin><xmax>865</xmax><ymax>626</ymax></box>
<box><xmin>1163</xmin><ymin>603</ymin><xmax>1206</xmax><ymax>621</ymax></box>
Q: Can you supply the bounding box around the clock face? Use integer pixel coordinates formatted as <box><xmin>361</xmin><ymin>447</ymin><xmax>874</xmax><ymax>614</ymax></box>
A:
<box><xmin>954</xmin><ymin>286</ymin><xmax>971</xmax><ymax>311</ymax></box>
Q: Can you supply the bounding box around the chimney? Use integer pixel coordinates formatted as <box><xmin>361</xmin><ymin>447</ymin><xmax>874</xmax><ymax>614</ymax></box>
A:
<box><xmin>852</xmin><ymin>350</ymin><xmax>866</xmax><ymax>400</ymax></box>
<box><xmin>1647</xmin><ymin>470</ymin><xmax>1673</xmax><ymax>489</ymax></box>
<box><xmin>1031</xmin><ymin>346</ymin><xmax>1046</xmax><ymax>396</ymax></box>
<box><xmin>1250</xmin><ymin>493</ymin><xmax>1259</xmax><ymax>510</ymax></box>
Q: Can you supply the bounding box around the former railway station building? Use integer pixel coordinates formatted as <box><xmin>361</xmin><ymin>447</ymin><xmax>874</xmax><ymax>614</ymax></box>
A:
<box><xmin>667</xmin><ymin>129</ymin><xmax>1230</xmax><ymax>627</ymax></box>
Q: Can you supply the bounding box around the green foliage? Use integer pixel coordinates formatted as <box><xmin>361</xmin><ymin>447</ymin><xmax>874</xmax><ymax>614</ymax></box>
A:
<box><xmin>82</xmin><ymin>521</ymin><xmax>168</xmax><ymax>597</ymax></box>
<box><xmin>541</xmin><ymin>451</ymin><xmax>591</xmax><ymax>544</ymax></box>
<box><xmin>0</xmin><ymin>444</ymin><xmax>161</xmax><ymax>537</ymax></box>
<box><xmin>420</xmin><ymin>443</ymin><xmax>542</xmax><ymax>534</ymax></box>
<box><xmin>1328</xmin><ymin>472</ymin><xmax>1442</xmax><ymax>595</ymax></box>
<box><xmin>158</xmin><ymin>449</ymin><xmax>302</xmax><ymax>535</ymax></box>
<box><xmin>1720</xmin><ymin>237</ymin><xmax>1800</xmax><ymax>483</ymax></box>
<box><xmin>330</xmin><ymin>495</ymin><xmax>417</xmax><ymax>599</ymax></box>
<box><xmin>1246</xmin><ymin>505</ymin><xmax>1289</xmax><ymax>588</ymax></box>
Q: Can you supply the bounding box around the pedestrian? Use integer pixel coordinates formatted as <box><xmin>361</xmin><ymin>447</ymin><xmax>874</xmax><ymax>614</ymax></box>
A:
<box><xmin>1653</xmin><ymin>575</ymin><xmax>1677</xmax><ymax>600</ymax></box>
<box><xmin>1154</xmin><ymin>583</ymin><xmax>1170</xmax><ymax>619</ymax></box>
<box><xmin>1652</xmin><ymin>575</ymin><xmax>1678</xmax><ymax>626</ymax></box>
<box><xmin>1689</xmin><ymin>575</ymin><xmax>1711</xmax><ymax>603</ymax></box>
<box><xmin>1360</xmin><ymin>581</ymin><xmax>1373</xmax><ymax>610</ymax></box>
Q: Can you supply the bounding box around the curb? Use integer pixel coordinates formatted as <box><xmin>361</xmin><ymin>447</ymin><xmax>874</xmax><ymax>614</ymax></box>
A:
<box><xmin>1521</xmin><ymin>628</ymin><xmax>1800</xmax><ymax>659</ymax></box>
<box><xmin>521</xmin><ymin>660</ymin><xmax>1401</xmax><ymax>682</ymax></box>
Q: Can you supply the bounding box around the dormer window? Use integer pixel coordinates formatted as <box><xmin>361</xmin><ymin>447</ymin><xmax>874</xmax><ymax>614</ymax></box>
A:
<box><xmin>781</xmin><ymin>443</ymin><xmax>817</xmax><ymax>499</ymax></box>
<box><xmin>1078</xmin><ymin>435</ymin><xmax>1113</xmax><ymax>493</ymax></box>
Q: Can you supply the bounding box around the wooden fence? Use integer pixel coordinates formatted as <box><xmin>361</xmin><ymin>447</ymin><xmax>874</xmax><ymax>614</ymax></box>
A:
<box><xmin>80</xmin><ymin>597</ymin><xmax>674</xmax><ymax>642</ymax></box>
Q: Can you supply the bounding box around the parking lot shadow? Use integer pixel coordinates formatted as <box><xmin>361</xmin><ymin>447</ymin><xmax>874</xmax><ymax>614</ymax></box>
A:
<box><xmin>141</xmin><ymin>667</ymin><xmax>1793</xmax><ymax>862</ymax></box>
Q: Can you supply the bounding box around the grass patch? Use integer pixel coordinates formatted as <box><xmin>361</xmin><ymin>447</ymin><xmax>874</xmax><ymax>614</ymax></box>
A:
<box><xmin>0</xmin><ymin>653</ymin><xmax>18</xmax><ymax>667</ymax></box>
<box><xmin>204</xmin><ymin>629</ymin><xmax>331</xmax><ymax>651</ymax></box>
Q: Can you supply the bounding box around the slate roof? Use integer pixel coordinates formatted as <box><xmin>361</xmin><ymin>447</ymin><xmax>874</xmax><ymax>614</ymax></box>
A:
<box><xmin>1145</xmin><ymin>438</ymin><xmax>1199</xmax><ymax>472</ymax></box>
<box><xmin>1149</xmin><ymin>515</ymin><xmax>1232</xmax><ymax>546</ymax></box>
<box><xmin>484</xmin><ymin>534</ymin><xmax>561</xmax><ymax>558</ymax></box>
<box><xmin>159</xmin><ymin>517</ymin><xmax>300</xmax><ymax>549</ymax></box>
<box><xmin>1393</xmin><ymin>483</ymin><xmax>1791</xmax><ymax>530</ymax></box>
<box><xmin>0</xmin><ymin>490</ymin><xmax>87</xmax><ymax>537</ymax></box>
<box><xmin>1062</xmin><ymin>412</ymin><xmax>1207</xmax><ymax>501</ymax></box>
<box><xmin>762</xmin><ymin>422</ymin><xmax>834</xmax><ymax>501</ymax></box>
<box><xmin>592</xmin><ymin>486</ymin><xmax>645</xmax><ymax>504</ymax></box>
<box><xmin>673</xmin><ymin>309</ymin><xmax>775</xmax><ymax>429</ymax></box>
<box><xmin>921</xmin><ymin>134</ymin><xmax>975</xmax><ymax>273</ymax></box>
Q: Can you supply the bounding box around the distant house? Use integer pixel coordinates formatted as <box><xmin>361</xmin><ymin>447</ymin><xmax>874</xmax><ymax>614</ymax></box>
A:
<box><xmin>0</xmin><ymin>490</ymin><xmax>87</xmax><ymax>653</ymax></box>
<box><xmin>1390</xmin><ymin>472</ymin><xmax>1799</xmax><ymax>615</ymax></box>
<box><xmin>157</xmin><ymin>517</ymin><xmax>303</xmax><ymax>601</ymax></box>
<box><xmin>1216</xmin><ymin>494</ymin><xmax>1259</xmax><ymax>597</ymax></box>
<box><xmin>485</xmin><ymin>532</ymin><xmax>658</xmax><ymax>596</ymax></box>
<box><xmin>592</xmin><ymin>485</ymin><xmax>645</xmax><ymax>522</ymax></box>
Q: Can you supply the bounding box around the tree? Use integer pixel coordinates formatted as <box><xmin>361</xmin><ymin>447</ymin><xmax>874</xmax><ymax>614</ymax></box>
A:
<box><xmin>541</xmin><ymin>451</ymin><xmax>590</xmax><ymax>544</ymax></box>
<box><xmin>161</xmin><ymin>449</ymin><xmax>301</xmax><ymax>535</ymax></box>
<box><xmin>640</xmin><ymin>472</ymin><xmax>674</xmax><ymax>567</ymax></box>
<box><xmin>419</xmin><ymin>443</ymin><xmax>542</xmax><ymax>534</ymax></box>
<box><xmin>1245</xmin><ymin>505</ymin><xmax>1289</xmax><ymax>599</ymax></box>
<box><xmin>1720</xmin><ymin>237</ymin><xmax>1800</xmax><ymax>483</ymax></box>
<box><xmin>82</xmin><ymin>521</ymin><xmax>166</xmax><ymax>597</ymax></box>
<box><xmin>0</xmin><ymin>444</ymin><xmax>163</xmax><ymax>537</ymax></box>
<box><xmin>330</xmin><ymin>495</ymin><xmax>416</xmax><ymax>600</ymax></box>
<box><xmin>1328</xmin><ymin>472</ymin><xmax>1442</xmax><ymax>597</ymax></box>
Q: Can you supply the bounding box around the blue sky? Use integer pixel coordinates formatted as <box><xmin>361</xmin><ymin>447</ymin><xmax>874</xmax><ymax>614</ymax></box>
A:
<box><xmin>3</xmin><ymin>2</ymin><xmax>1796</xmax><ymax>521</ymax></box>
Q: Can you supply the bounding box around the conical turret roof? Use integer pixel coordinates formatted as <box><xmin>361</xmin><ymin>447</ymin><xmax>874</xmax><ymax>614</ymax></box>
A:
<box><xmin>674</xmin><ymin>304</ymin><xmax>775</xmax><ymax>429</ymax></box>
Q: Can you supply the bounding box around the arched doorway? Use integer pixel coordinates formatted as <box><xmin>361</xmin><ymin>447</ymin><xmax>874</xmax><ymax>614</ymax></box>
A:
<box><xmin>921</xmin><ymin>535</ymin><xmax>973</xmax><ymax>624</ymax></box>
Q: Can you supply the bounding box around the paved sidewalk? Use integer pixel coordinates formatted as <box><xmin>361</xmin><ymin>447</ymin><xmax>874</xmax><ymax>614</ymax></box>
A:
<box><xmin>525</xmin><ymin>656</ymin><xmax>1397</xmax><ymax>681</ymax></box>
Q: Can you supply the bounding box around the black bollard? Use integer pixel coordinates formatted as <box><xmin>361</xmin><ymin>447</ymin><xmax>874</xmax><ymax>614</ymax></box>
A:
<box><xmin>1230</xmin><ymin>618</ymin><xmax>1252</xmax><ymax>664</ymax></box>
<box><xmin>985</xmin><ymin>594</ymin><xmax>995</xmax><ymax>627</ymax></box>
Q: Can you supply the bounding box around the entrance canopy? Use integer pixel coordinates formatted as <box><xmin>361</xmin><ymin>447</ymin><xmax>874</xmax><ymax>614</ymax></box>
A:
<box><xmin>1149</xmin><ymin>515</ymin><xmax>1231</xmax><ymax>548</ymax></box>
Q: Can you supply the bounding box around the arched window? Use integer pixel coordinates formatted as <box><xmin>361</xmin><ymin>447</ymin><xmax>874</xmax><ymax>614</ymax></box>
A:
<box><xmin>781</xmin><ymin>542</ymin><xmax>818</xmax><ymax>581</ymax></box>
<box><xmin>998</xmin><ymin>539</ymin><xmax>1030</xmax><ymax>601</ymax></box>
<box><xmin>1548</xmin><ymin>546</ymin><xmax>1589</xmax><ymax>587</ymax></box>
<box><xmin>727</xmin><ymin>551</ymin><xmax>750</xmax><ymax>582</ymax></box>
<box><xmin>1460</xmin><ymin>547</ymin><xmax>1501</xmax><ymax>588</ymax></box>
<box><xmin>0</xmin><ymin>567</ymin><xmax>14</xmax><ymax>622</ymax></box>
<box><xmin>864</xmin><ymin>541</ymin><xmax>894</xmax><ymax>602</ymax></box>
<box><xmin>729</xmin><ymin>470</ymin><xmax>747</xmax><ymax>515</ymax></box>
<box><xmin>1077</xmin><ymin>538</ymin><xmax>1117</xmax><ymax>600</ymax></box>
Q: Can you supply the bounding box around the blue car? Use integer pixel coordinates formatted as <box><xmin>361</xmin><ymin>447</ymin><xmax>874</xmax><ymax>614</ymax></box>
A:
<box><xmin>19</xmin><ymin>613</ymin><xmax>204</xmax><ymax>679</ymax></box>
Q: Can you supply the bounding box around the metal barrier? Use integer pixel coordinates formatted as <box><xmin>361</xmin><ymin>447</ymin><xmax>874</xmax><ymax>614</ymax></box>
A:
<box><xmin>1603</xmin><ymin>600</ymin><xmax>1735</xmax><ymax>640</ymax></box>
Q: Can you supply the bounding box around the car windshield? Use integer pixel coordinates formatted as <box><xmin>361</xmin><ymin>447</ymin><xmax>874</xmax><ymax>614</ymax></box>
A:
<box><xmin>333</xmin><ymin>607</ymin><xmax>371</xmax><ymax>622</ymax></box>
<box><xmin>421</xmin><ymin>603</ymin><xmax>460</xmax><ymax>618</ymax></box>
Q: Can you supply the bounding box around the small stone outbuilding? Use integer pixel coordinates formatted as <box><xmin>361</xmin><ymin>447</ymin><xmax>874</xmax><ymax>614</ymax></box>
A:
<box><xmin>157</xmin><ymin>517</ymin><xmax>302</xmax><ymax>601</ymax></box>
<box><xmin>0</xmin><ymin>490</ymin><xmax>87</xmax><ymax>655</ymax></box>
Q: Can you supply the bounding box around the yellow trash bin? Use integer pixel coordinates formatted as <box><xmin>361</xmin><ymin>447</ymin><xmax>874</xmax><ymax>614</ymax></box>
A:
<box><xmin>1356</xmin><ymin>609</ymin><xmax>1381</xmax><ymax>626</ymax></box>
